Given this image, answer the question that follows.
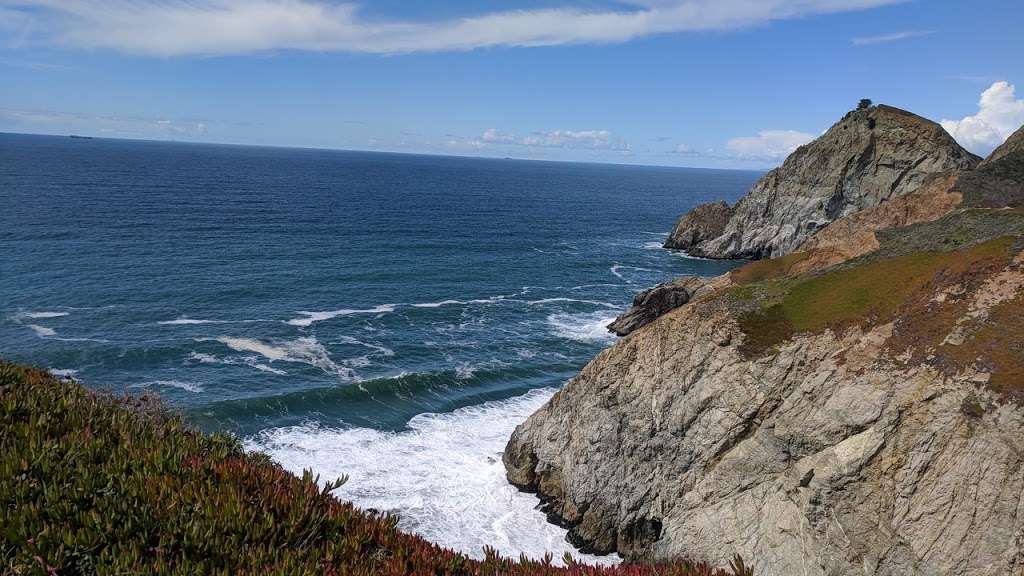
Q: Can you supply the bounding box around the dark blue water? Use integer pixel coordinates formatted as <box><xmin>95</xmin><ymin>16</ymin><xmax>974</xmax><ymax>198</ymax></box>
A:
<box><xmin>1</xmin><ymin>132</ymin><xmax>757</xmax><ymax>562</ymax></box>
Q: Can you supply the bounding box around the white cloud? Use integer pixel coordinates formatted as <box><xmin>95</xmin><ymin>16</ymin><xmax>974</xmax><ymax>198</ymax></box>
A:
<box><xmin>0</xmin><ymin>107</ymin><xmax>211</xmax><ymax>138</ymax></box>
<box><xmin>850</xmin><ymin>29</ymin><xmax>933</xmax><ymax>45</ymax></box>
<box><xmin>669</xmin><ymin>143</ymin><xmax>700</xmax><ymax>155</ymax></box>
<box><xmin>0</xmin><ymin>0</ymin><xmax>906</xmax><ymax>56</ymax></box>
<box><xmin>481</xmin><ymin>128</ymin><xmax>629</xmax><ymax>151</ymax></box>
<box><xmin>941</xmin><ymin>81</ymin><xmax>1024</xmax><ymax>156</ymax></box>
<box><xmin>726</xmin><ymin>129</ymin><xmax>814</xmax><ymax>161</ymax></box>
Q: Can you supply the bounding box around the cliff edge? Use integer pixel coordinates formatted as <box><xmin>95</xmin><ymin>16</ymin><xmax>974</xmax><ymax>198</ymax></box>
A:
<box><xmin>507</xmin><ymin>116</ymin><xmax>1024</xmax><ymax>575</ymax></box>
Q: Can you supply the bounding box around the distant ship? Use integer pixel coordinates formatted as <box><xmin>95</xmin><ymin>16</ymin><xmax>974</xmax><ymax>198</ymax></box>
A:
<box><xmin>69</xmin><ymin>135</ymin><xmax>94</xmax><ymax>140</ymax></box>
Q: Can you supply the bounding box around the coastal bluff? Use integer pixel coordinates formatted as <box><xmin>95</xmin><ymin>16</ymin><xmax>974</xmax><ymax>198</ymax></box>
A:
<box><xmin>505</xmin><ymin>105</ymin><xmax>1024</xmax><ymax>575</ymax></box>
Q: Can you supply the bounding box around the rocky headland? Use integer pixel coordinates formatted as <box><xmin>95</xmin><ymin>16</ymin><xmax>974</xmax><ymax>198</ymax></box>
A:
<box><xmin>506</xmin><ymin>103</ymin><xmax>1024</xmax><ymax>576</ymax></box>
<box><xmin>663</xmin><ymin>105</ymin><xmax>979</xmax><ymax>259</ymax></box>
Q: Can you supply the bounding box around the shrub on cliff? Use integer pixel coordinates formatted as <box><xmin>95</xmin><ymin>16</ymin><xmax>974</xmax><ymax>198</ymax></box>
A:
<box><xmin>0</xmin><ymin>361</ymin><xmax>752</xmax><ymax>576</ymax></box>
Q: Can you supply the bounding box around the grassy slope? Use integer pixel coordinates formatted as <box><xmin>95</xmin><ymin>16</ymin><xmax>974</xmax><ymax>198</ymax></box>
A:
<box><xmin>726</xmin><ymin>209</ymin><xmax>1024</xmax><ymax>398</ymax></box>
<box><xmin>0</xmin><ymin>362</ymin><xmax>752</xmax><ymax>576</ymax></box>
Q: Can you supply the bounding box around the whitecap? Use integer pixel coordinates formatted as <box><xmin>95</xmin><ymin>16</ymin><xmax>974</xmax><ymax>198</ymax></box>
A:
<box><xmin>49</xmin><ymin>368</ymin><xmax>78</xmax><ymax>378</ymax></box>
<box><xmin>23</xmin><ymin>311</ymin><xmax>69</xmax><ymax>319</ymax></box>
<box><xmin>668</xmin><ymin>250</ymin><xmax>714</xmax><ymax>261</ymax></box>
<box><xmin>546</xmin><ymin>311</ymin><xmax>620</xmax><ymax>343</ymax></box>
<box><xmin>245</xmin><ymin>389</ymin><xmax>618</xmax><ymax>566</ymax></box>
<box><xmin>134</xmin><ymin>380</ymin><xmax>204</xmax><ymax>393</ymax></box>
<box><xmin>454</xmin><ymin>363</ymin><xmax>476</xmax><ymax>379</ymax></box>
<box><xmin>609</xmin><ymin>264</ymin><xmax>660</xmax><ymax>283</ymax></box>
<box><xmin>27</xmin><ymin>324</ymin><xmax>57</xmax><ymax>337</ymax></box>
<box><xmin>186</xmin><ymin>351</ymin><xmax>288</xmax><ymax>375</ymax></box>
<box><xmin>642</xmin><ymin>241</ymin><xmax>665</xmax><ymax>250</ymax></box>
<box><xmin>287</xmin><ymin>304</ymin><xmax>396</xmax><ymax>327</ymax></box>
<box><xmin>525</xmin><ymin>297</ymin><xmax>620</xmax><ymax>309</ymax></box>
<box><xmin>412</xmin><ymin>299</ymin><xmax>464</xmax><ymax>308</ymax></box>
<box><xmin>213</xmin><ymin>336</ymin><xmax>351</xmax><ymax>379</ymax></box>
<box><xmin>332</xmin><ymin>335</ymin><xmax>395</xmax><ymax>357</ymax></box>
<box><xmin>411</xmin><ymin>294</ymin><xmax>514</xmax><ymax>309</ymax></box>
<box><xmin>158</xmin><ymin>318</ymin><xmax>222</xmax><ymax>325</ymax></box>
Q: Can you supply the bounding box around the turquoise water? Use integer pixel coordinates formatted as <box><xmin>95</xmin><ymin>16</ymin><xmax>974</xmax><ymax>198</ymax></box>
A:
<box><xmin>1</xmin><ymin>132</ymin><xmax>756</xmax><ymax>561</ymax></box>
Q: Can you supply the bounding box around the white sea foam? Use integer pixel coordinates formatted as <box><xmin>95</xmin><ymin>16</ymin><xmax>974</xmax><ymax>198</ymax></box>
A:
<box><xmin>454</xmin><ymin>362</ymin><xmax>477</xmax><ymax>379</ymax></box>
<box><xmin>27</xmin><ymin>324</ymin><xmax>57</xmax><ymax>337</ymax></box>
<box><xmin>569</xmin><ymin>283</ymin><xmax>622</xmax><ymax>290</ymax></box>
<box><xmin>187</xmin><ymin>351</ymin><xmax>288</xmax><ymax>375</ymax></box>
<box><xmin>411</xmin><ymin>294</ymin><xmax>514</xmax><ymax>309</ymax></box>
<box><xmin>286</xmin><ymin>304</ymin><xmax>396</xmax><ymax>327</ymax></box>
<box><xmin>23</xmin><ymin>311</ymin><xmax>69</xmax><ymax>319</ymax></box>
<box><xmin>135</xmin><ymin>380</ymin><xmax>204</xmax><ymax>393</ymax></box>
<box><xmin>546</xmin><ymin>311</ymin><xmax>620</xmax><ymax>343</ymax></box>
<box><xmin>525</xmin><ymin>297</ymin><xmax>619</xmax><ymax>309</ymax></box>
<box><xmin>609</xmin><ymin>264</ymin><xmax>660</xmax><ymax>283</ymax></box>
<box><xmin>412</xmin><ymin>299</ymin><xmax>464</xmax><ymax>308</ymax></box>
<box><xmin>49</xmin><ymin>368</ymin><xmax>79</xmax><ymax>378</ymax></box>
<box><xmin>332</xmin><ymin>335</ymin><xmax>395</xmax><ymax>357</ymax></box>
<box><xmin>642</xmin><ymin>241</ymin><xmax>665</xmax><ymax>250</ymax></box>
<box><xmin>158</xmin><ymin>318</ymin><xmax>221</xmax><ymax>325</ymax></box>
<box><xmin>669</xmin><ymin>250</ymin><xmax>714</xmax><ymax>261</ymax></box>
<box><xmin>213</xmin><ymin>336</ymin><xmax>351</xmax><ymax>378</ymax></box>
<box><xmin>246</xmin><ymin>389</ymin><xmax>618</xmax><ymax>566</ymax></box>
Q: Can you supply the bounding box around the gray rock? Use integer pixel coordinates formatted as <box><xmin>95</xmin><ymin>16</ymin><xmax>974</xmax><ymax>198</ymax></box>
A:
<box><xmin>664</xmin><ymin>201</ymin><xmax>734</xmax><ymax>251</ymax></box>
<box><xmin>685</xmin><ymin>105</ymin><xmax>979</xmax><ymax>259</ymax></box>
<box><xmin>505</xmin><ymin>301</ymin><xmax>1024</xmax><ymax>575</ymax></box>
<box><xmin>607</xmin><ymin>276</ymin><xmax>705</xmax><ymax>336</ymax></box>
<box><xmin>956</xmin><ymin>122</ymin><xmax>1024</xmax><ymax>208</ymax></box>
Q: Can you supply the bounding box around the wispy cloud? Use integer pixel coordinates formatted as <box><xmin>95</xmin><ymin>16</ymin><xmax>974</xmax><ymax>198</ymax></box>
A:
<box><xmin>668</xmin><ymin>143</ymin><xmax>699</xmax><ymax>155</ymax></box>
<box><xmin>850</xmin><ymin>29</ymin><xmax>934</xmax><ymax>46</ymax></box>
<box><xmin>941</xmin><ymin>81</ymin><xmax>1024</xmax><ymax>156</ymax></box>
<box><xmin>946</xmin><ymin>74</ymin><xmax>1001</xmax><ymax>85</ymax></box>
<box><xmin>0</xmin><ymin>0</ymin><xmax>906</xmax><ymax>56</ymax></box>
<box><xmin>726</xmin><ymin>129</ymin><xmax>815</xmax><ymax>161</ymax></box>
<box><xmin>0</xmin><ymin>107</ymin><xmax>211</xmax><ymax>138</ymax></box>
<box><xmin>0</xmin><ymin>56</ymin><xmax>68</xmax><ymax>70</ymax></box>
<box><xmin>480</xmin><ymin>128</ymin><xmax>629</xmax><ymax>151</ymax></box>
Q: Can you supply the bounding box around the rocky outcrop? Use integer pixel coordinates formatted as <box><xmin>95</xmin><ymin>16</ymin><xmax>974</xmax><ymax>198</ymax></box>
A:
<box><xmin>788</xmin><ymin>172</ymin><xmax>963</xmax><ymax>274</ymax></box>
<box><xmin>954</xmin><ymin>123</ymin><xmax>1024</xmax><ymax>208</ymax></box>
<box><xmin>664</xmin><ymin>201</ymin><xmax>734</xmax><ymax>251</ymax></box>
<box><xmin>506</xmin><ymin>206</ymin><xmax>1024</xmax><ymax>575</ymax></box>
<box><xmin>982</xmin><ymin>124</ymin><xmax>1024</xmax><ymax>166</ymax></box>
<box><xmin>606</xmin><ymin>276</ymin><xmax>707</xmax><ymax>336</ymax></box>
<box><xmin>677</xmin><ymin>105</ymin><xmax>979</xmax><ymax>259</ymax></box>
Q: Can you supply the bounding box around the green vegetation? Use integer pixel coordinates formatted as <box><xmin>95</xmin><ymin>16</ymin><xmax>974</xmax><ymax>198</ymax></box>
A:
<box><xmin>871</xmin><ymin>209</ymin><xmax>1024</xmax><ymax>258</ymax></box>
<box><xmin>939</xmin><ymin>294</ymin><xmax>1024</xmax><ymax>400</ymax></box>
<box><xmin>735</xmin><ymin>235</ymin><xmax>1015</xmax><ymax>357</ymax></box>
<box><xmin>0</xmin><ymin>362</ymin><xmax>752</xmax><ymax>576</ymax></box>
<box><xmin>729</xmin><ymin>251</ymin><xmax>810</xmax><ymax>285</ymax></box>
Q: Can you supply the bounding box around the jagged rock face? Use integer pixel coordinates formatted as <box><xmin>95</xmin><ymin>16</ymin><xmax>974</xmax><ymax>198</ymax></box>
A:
<box><xmin>505</xmin><ymin>212</ymin><xmax>1024</xmax><ymax>575</ymax></box>
<box><xmin>955</xmin><ymin>123</ymin><xmax>1024</xmax><ymax>208</ymax></box>
<box><xmin>982</xmin><ymin>124</ymin><xmax>1024</xmax><ymax>166</ymax></box>
<box><xmin>790</xmin><ymin>173</ymin><xmax>963</xmax><ymax>274</ymax></box>
<box><xmin>607</xmin><ymin>276</ymin><xmax>706</xmax><ymax>336</ymax></box>
<box><xmin>686</xmin><ymin>106</ymin><xmax>979</xmax><ymax>259</ymax></box>
<box><xmin>663</xmin><ymin>201</ymin><xmax>733</xmax><ymax>251</ymax></box>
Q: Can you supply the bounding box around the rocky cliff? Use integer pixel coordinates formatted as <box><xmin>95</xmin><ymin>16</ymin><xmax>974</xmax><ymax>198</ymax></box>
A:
<box><xmin>664</xmin><ymin>105</ymin><xmax>979</xmax><ymax>258</ymax></box>
<box><xmin>507</xmin><ymin>121</ymin><xmax>1024</xmax><ymax>575</ymax></box>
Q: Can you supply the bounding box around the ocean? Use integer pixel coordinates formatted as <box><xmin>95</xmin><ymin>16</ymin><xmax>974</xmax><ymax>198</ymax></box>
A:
<box><xmin>0</xmin><ymin>132</ymin><xmax>758</xmax><ymax>562</ymax></box>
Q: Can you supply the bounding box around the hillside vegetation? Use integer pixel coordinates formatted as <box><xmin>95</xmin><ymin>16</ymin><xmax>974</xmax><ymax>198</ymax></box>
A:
<box><xmin>0</xmin><ymin>362</ymin><xmax>752</xmax><ymax>576</ymax></box>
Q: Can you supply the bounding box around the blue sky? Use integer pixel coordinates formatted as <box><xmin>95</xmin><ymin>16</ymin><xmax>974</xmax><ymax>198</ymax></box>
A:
<box><xmin>1</xmin><ymin>0</ymin><xmax>1022</xmax><ymax>168</ymax></box>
